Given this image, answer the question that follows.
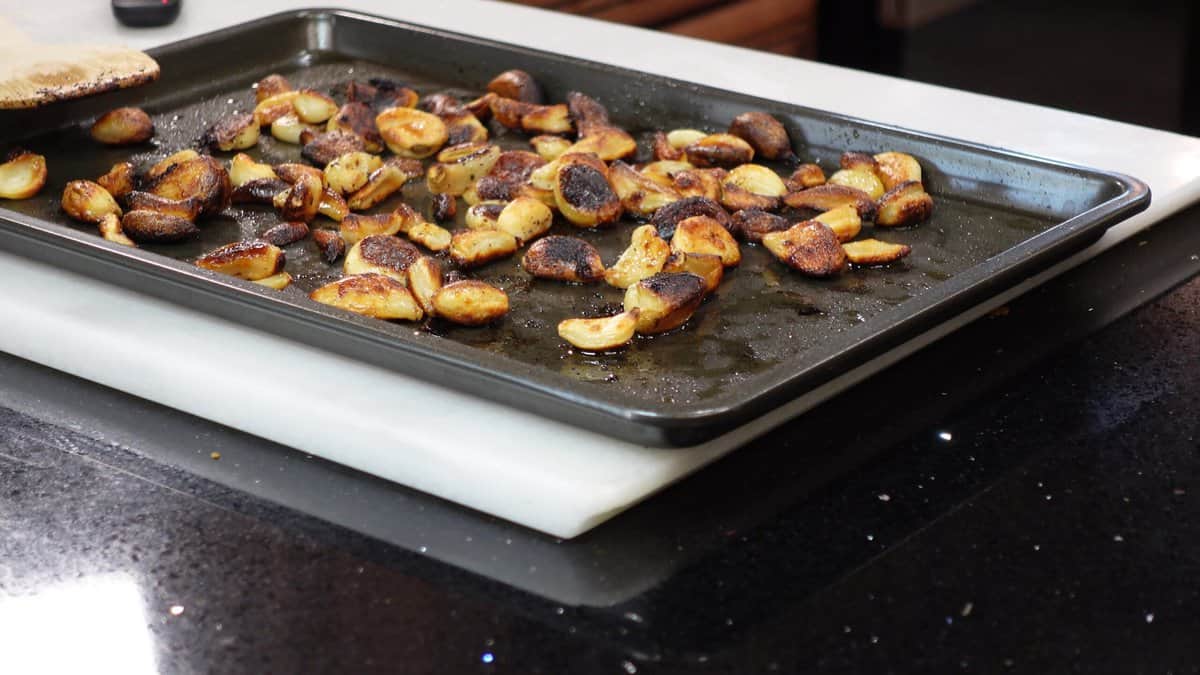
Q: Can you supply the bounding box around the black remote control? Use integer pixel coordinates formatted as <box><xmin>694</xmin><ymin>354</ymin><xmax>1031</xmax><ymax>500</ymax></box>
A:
<box><xmin>112</xmin><ymin>0</ymin><xmax>181</xmax><ymax>27</ymax></box>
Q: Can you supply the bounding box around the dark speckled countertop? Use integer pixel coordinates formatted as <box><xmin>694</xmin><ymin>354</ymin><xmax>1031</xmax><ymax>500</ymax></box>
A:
<box><xmin>4</xmin><ymin>2</ymin><xmax>1200</xmax><ymax>673</ymax></box>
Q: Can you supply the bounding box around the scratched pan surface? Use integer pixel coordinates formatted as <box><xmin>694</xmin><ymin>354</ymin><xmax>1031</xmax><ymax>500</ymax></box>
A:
<box><xmin>0</xmin><ymin>10</ymin><xmax>1149</xmax><ymax>446</ymax></box>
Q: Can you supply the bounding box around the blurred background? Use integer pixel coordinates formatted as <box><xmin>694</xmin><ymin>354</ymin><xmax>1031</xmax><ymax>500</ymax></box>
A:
<box><xmin>506</xmin><ymin>0</ymin><xmax>1196</xmax><ymax>135</ymax></box>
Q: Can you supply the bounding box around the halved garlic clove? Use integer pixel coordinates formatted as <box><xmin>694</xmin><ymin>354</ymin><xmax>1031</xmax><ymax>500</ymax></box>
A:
<box><xmin>344</xmin><ymin>234</ymin><xmax>422</xmax><ymax>282</ymax></box>
<box><xmin>376</xmin><ymin>107</ymin><xmax>449</xmax><ymax>159</ymax></box>
<box><xmin>0</xmin><ymin>151</ymin><xmax>47</xmax><ymax>200</ymax></box>
<box><xmin>553</xmin><ymin>153</ymin><xmax>622</xmax><ymax>227</ymax></box>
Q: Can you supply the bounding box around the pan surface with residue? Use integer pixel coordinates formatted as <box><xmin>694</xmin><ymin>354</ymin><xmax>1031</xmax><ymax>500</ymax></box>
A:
<box><xmin>0</xmin><ymin>10</ymin><xmax>1150</xmax><ymax>446</ymax></box>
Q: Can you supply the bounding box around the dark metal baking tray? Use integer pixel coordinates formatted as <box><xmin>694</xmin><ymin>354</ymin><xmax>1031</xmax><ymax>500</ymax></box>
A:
<box><xmin>0</xmin><ymin>9</ymin><xmax>1150</xmax><ymax>446</ymax></box>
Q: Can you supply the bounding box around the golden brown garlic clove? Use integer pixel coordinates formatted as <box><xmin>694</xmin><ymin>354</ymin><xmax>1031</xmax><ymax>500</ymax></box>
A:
<box><xmin>449</xmin><ymin>228</ymin><xmax>519</xmax><ymax>268</ymax></box>
<box><xmin>873</xmin><ymin>152</ymin><xmax>923</xmax><ymax>190</ymax></box>
<box><xmin>558</xmin><ymin>311</ymin><xmax>639</xmax><ymax>351</ymax></box>
<box><xmin>406</xmin><ymin>256</ymin><xmax>443</xmax><ymax>315</ymax></box>
<box><xmin>293</xmin><ymin>89</ymin><xmax>339</xmax><ymax>124</ymax></box>
<box><xmin>426</xmin><ymin>142</ymin><xmax>501</xmax><ymax>196</ymax></box>
<box><xmin>684</xmin><ymin>133</ymin><xmax>754</xmax><ymax>168</ymax></box>
<box><xmin>97</xmin><ymin>162</ymin><xmax>136</xmax><ymax>200</ymax></box>
<box><xmin>61</xmin><ymin>180</ymin><xmax>121</xmax><ymax>223</ymax></box>
<box><xmin>254</xmin><ymin>74</ymin><xmax>292</xmax><ymax>102</ymax></box>
<box><xmin>812</xmin><ymin>204</ymin><xmax>862</xmax><ymax>242</ymax></box>
<box><xmin>783</xmin><ymin>184</ymin><xmax>876</xmax><ymax>219</ymax></box>
<box><xmin>670</xmin><ymin>215</ymin><xmax>741</xmax><ymax>267</ymax></box>
<box><xmin>312</xmin><ymin>228</ymin><xmax>346</xmax><ymax>263</ymax></box>
<box><xmin>843</xmin><ymin>238</ymin><xmax>912</xmax><ymax>265</ymax></box>
<box><xmin>273</xmin><ymin>173</ymin><xmax>322</xmax><ymax>223</ymax></box>
<box><xmin>761</xmin><ymin>221</ymin><xmax>847</xmax><ymax>277</ymax></box>
<box><xmin>431</xmin><ymin>280</ymin><xmax>509</xmax><ymax>326</ymax></box>
<box><xmin>496</xmin><ymin>196</ymin><xmax>553</xmax><ymax>245</ymax></box>
<box><xmin>488</xmin><ymin>69</ymin><xmax>544</xmax><ymax>104</ymax></box>
<box><xmin>324</xmin><ymin>151</ymin><xmax>383</xmax><ymax>196</ymax></box>
<box><xmin>145</xmin><ymin>155</ymin><xmax>231</xmax><ymax>217</ymax></box>
<box><xmin>489</xmin><ymin>97</ymin><xmax>573</xmax><ymax>135</ymax></box>
<box><xmin>663</xmin><ymin>251</ymin><xmax>724</xmax><ymax>295</ymax></box>
<box><xmin>196</xmin><ymin>240</ymin><xmax>285</xmax><ymax>280</ymax></box>
<box><xmin>270</xmin><ymin>113</ymin><xmax>317</xmax><ymax>144</ymax></box>
<box><xmin>0</xmin><ymin>151</ymin><xmax>47</xmax><ymax>199</ymax></box>
<box><xmin>120</xmin><ymin>210</ymin><xmax>199</xmax><ymax>243</ymax></box>
<box><xmin>97</xmin><ymin>213</ymin><xmax>136</xmax><ymax>247</ymax></box>
<box><xmin>253</xmin><ymin>91</ymin><xmax>301</xmax><ymax>127</ymax></box>
<box><xmin>228</xmin><ymin>153</ymin><xmax>278</xmax><ymax>188</ymax></box>
<box><xmin>310</xmin><ymin>274</ymin><xmax>423</xmax><ymax>321</ymax></box>
<box><xmin>608</xmin><ymin>160</ymin><xmax>680</xmax><ymax>216</ymax></box>
<box><xmin>376</xmin><ymin>107</ymin><xmax>449</xmax><ymax>159</ymax></box>
<box><xmin>91</xmin><ymin>107</ymin><xmax>154</xmax><ymax>145</ymax></box>
<box><xmin>604</xmin><ymin>224</ymin><xmax>671</xmax><ymax>289</ymax></box>
<box><xmin>339</xmin><ymin>212</ymin><xmax>402</xmax><ymax>247</ymax></box>
<box><xmin>875</xmin><ymin>181</ymin><xmax>933</xmax><ymax>227</ymax></box>
<box><xmin>785</xmin><ymin>163</ymin><xmax>826</xmax><ymax>191</ymax></box>
<box><xmin>346</xmin><ymin>158</ymin><xmax>422</xmax><ymax>210</ymax></box>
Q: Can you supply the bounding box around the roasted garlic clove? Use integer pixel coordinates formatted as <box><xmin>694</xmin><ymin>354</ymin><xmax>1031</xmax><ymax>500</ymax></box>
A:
<box><xmin>566</xmin><ymin>91</ymin><xmax>611</xmax><ymax>138</ymax></box>
<box><xmin>843</xmin><ymin>238</ymin><xmax>912</xmax><ymax>265</ymax></box>
<box><xmin>522</xmin><ymin>235</ymin><xmax>605</xmax><ymax>283</ymax></box>
<box><xmin>145</xmin><ymin>155</ymin><xmax>231</xmax><ymax>217</ymax></box>
<box><xmin>431</xmin><ymin>280</ymin><xmax>509</xmax><ymax>325</ymax></box>
<box><xmin>426</xmin><ymin>142</ymin><xmax>501</xmax><ymax>196</ymax></box>
<box><xmin>449</xmin><ymin>228</ymin><xmax>519</xmax><ymax>268</ymax></box>
<box><xmin>530</xmin><ymin>134</ymin><xmax>572</xmax><ymax>161</ymax></box>
<box><xmin>464</xmin><ymin>92</ymin><xmax>497</xmax><ymax>120</ymax></box>
<box><xmin>146</xmin><ymin>149</ymin><xmax>199</xmax><ymax>181</ymax></box>
<box><xmin>608</xmin><ymin>160</ymin><xmax>680</xmax><ymax>216</ymax></box>
<box><xmin>310</xmin><ymin>274</ymin><xmax>423</xmax><ymax>321</ymax></box>
<box><xmin>407</xmin><ymin>221</ymin><xmax>452</xmax><ymax>252</ymax></box>
<box><xmin>484</xmin><ymin>150</ymin><xmax>547</xmax><ymax>199</ymax></box>
<box><xmin>231</xmin><ymin>178</ymin><xmax>290</xmax><ymax>205</ymax></box>
<box><xmin>275</xmin><ymin>163</ymin><xmax>323</xmax><ymax>185</ymax></box>
<box><xmin>604</xmin><ymin>224</ymin><xmax>671</xmax><ymax>289</ymax></box>
<box><xmin>721</xmin><ymin>163</ymin><xmax>786</xmax><ymax>211</ymax></box>
<box><xmin>204</xmin><ymin>112</ymin><xmax>259</xmax><ymax>152</ymax></box>
<box><xmin>684</xmin><ymin>133</ymin><xmax>754</xmax><ymax>168</ymax></box>
<box><xmin>346</xmin><ymin>158</ymin><xmax>422</xmax><ymax>210</ymax></box>
<box><xmin>649</xmin><ymin>195</ymin><xmax>731</xmax><ymax>240</ymax></box>
<box><xmin>324</xmin><ymin>151</ymin><xmax>383</xmax><ymax>196</ymax></box>
<box><xmin>623</xmin><ymin>273</ymin><xmax>706</xmax><ymax>334</ymax></box>
<box><xmin>270</xmin><ymin>113</ymin><xmax>317</xmax><ymax>145</ymax></box>
<box><xmin>255</xmin><ymin>74</ymin><xmax>292</xmax><ymax>102</ymax></box>
<box><xmin>301</xmin><ymin>130</ymin><xmax>366</xmax><ymax>166</ymax></box>
<box><xmin>487</xmin><ymin>69</ymin><xmax>544</xmax><ymax>104</ymax></box>
<box><xmin>667</xmin><ymin>129</ymin><xmax>707</xmax><ymax>150</ymax></box>
<box><xmin>273</xmin><ymin>173</ymin><xmax>322</xmax><ymax>223</ymax></box>
<box><xmin>376</xmin><ymin>107</ymin><xmax>449</xmax><ymax>159</ymax></box>
<box><xmin>563</xmin><ymin>126</ymin><xmax>637</xmax><ymax>161</ymax></box>
<box><xmin>0</xmin><ymin>151</ymin><xmax>47</xmax><ymax>199</ymax></box>
<box><xmin>553</xmin><ymin>153</ymin><xmax>622</xmax><ymax>227</ymax></box>
<box><xmin>558</xmin><ymin>311</ymin><xmax>639</xmax><ymax>351</ymax></box>
<box><xmin>260</xmin><ymin>221</ymin><xmax>310</xmax><ymax>247</ymax></box>
<box><xmin>785</xmin><ymin>163</ymin><xmax>826</xmax><ymax>191</ymax></box>
<box><xmin>126</xmin><ymin>191</ymin><xmax>203</xmax><ymax>221</ymax></box>
<box><xmin>96</xmin><ymin>162</ymin><xmax>136</xmax><ymax>200</ymax></box>
<box><xmin>61</xmin><ymin>180</ymin><xmax>121</xmax><ymax>223</ymax></box>
<box><xmin>813</xmin><ymin>204</ymin><xmax>862</xmax><ymax>242</ymax></box>
<box><xmin>406</xmin><ymin>256</ymin><xmax>443</xmax><ymax>315</ymax></box>
<box><xmin>875</xmin><ymin>181</ymin><xmax>933</xmax><ymax>227</ymax></box>
<box><xmin>421</xmin><ymin>95</ymin><xmax>489</xmax><ymax>146</ymax></box>
<box><xmin>253</xmin><ymin>91</ymin><xmax>301</xmax><ymax>127</ymax></box>
<box><xmin>761</xmin><ymin>221</ymin><xmax>847</xmax><ymax>277</ymax></box>
<box><xmin>120</xmin><ymin>210</ymin><xmax>199</xmax><ymax>243</ymax></box>
<box><xmin>640</xmin><ymin>160</ymin><xmax>694</xmax><ymax>188</ymax></box>
<box><xmin>651</xmin><ymin>131</ymin><xmax>683</xmax><ymax>161</ymax></box>
<box><xmin>783</xmin><ymin>184</ymin><xmax>876</xmax><ymax>219</ymax></box>
<box><xmin>319</xmin><ymin>187</ymin><xmax>350</xmax><ymax>221</ymax></box>
<box><xmin>465</xmin><ymin>201</ymin><xmax>507</xmax><ymax>230</ymax></box>
<box><xmin>730</xmin><ymin>208</ymin><xmax>790</xmax><ymax>243</ymax></box>
<box><xmin>312</xmin><ymin>228</ymin><xmax>346</xmax><ymax>263</ymax></box>
<box><xmin>97</xmin><ymin>213</ymin><xmax>136</xmax><ymax>247</ymax></box>
<box><xmin>828</xmin><ymin>168</ymin><xmax>885</xmax><ymax>200</ymax></box>
<box><xmin>873</xmin><ymin>151</ymin><xmax>922</xmax><ymax>190</ymax></box>
<box><xmin>196</xmin><ymin>240</ymin><xmax>285</xmax><ymax>280</ymax></box>
<box><xmin>91</xmin><ymin>107</ymin><xmax>154</xmax><ymax>145</ymax></box>
<box><xmin>663</xmin><ymin>251</ymin><xmax>724</xmax><ymax>295</ymax></box>
<box><xmin>252</xmin><ymin>271</ymin><xmax>293</xmax><ymax>290</ymax></box>
<box><xmin>348</xmin><ymin>79</ymin><xmax>419</xmax><ymax>112</ymax></box>
<box><xmin>728</xmin><ymin>112</ymin><xmax>792</xmax><ymax>160</ymax></box>
<box><xmin>513</xmin><ymin>184</ymin><xmax>557</xmax><ymax>209</ymax></box>
<box><xmin>344</xmin><ymin>234</ymin><xmax>422</xmax><ymax>282</ymax></box>
<box><xmin>339</xmin><ymin>212</ymin><xmax>402</xmax><ymax>246</ymax></box>
<box><xmin>496</xmin><ymin>196</ymin><xmax>553</xmax><ymax>245</ymax></box>
<box><xmin>293</xmin><ymin>89</ymin><xmax>339</xmax><ymax>124</ymax></box>
<box><xmin>229</xmin><ymin>153</ymin><xmax>278</xmax><ymax>188</ymax></box>
<box><xmin>326</xmin><ymin>102</ymin><xmax>384</xmax><ymax>152</ymax></box>
<box><xmin>432</xmin><ymin>193</ymin><xmax>457</xmax><ymax>222</ymax></box>
<box><xmin>671</xmin><ymin>215</ymin><xmax>741</xmax><ymax>267</ymax></box>
<box><xmin>671</xmin><ymin>168</ymin><xmax>724</xmax><ymax>202</ymax></box>
<box><xmin>489</xmin><ymin>97</ymin><xmax>573</xmax><ymax>135</ymax></box>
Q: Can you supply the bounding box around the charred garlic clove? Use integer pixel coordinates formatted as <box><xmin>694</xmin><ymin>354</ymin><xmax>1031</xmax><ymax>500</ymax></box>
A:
<box><xmin>522</xmin><ymin>236</ymin><xmax>605</xmax><ymax>283</ymax></box>
<box><xmin>196</xmin><ymin>240</ymin><xmax>286</xmax><ymax>280</ymax></box>
<box><xmin>260</xmin><ymin>221</ymin><xmax>310</xmax><ymax>247</ymax></box>
<box><xmin>684</xmin><ymin>133</ymin><xmax>754</xmax><ymax>168</ymax></box>
<box><xmin>663</xmin><ymin>252</ymin><xmax>724</xmax><ymax>295</ymax></box>
<box><xmin>649</xmin><ymin>196</ymin><xmax>731</xmax><ymax>240</ymax></box>
<box><xmin>97</xmin><ymin>162</ymin><xmax>136</xmax><ymax>200</ymax></box>
<box><xmin>326</xmin><ymin>102</ymin><xmax>384</xmax><ymax>153</ymax></box>
<box><xmin>344</xmin><ymin>234</ymin><xmax>422</xmax><ymax>282</ymax></box>
<box><xmin>608</xmin><ymin>160</ymin><xmax>680</xmax><ymax>216</ymax></box>
<box><xmin>622</xmin><ymin>273</ymin><xmax>706</xmax><ymax>334</ymax></box>
<box><xmin>125</xmin><ymin>191</ymin><xmax>203</xmax><ymax>221</ymax></box>
<box><xmin>727</xmin><ymin>112</ymin><xmax>792</xmax><ymax>160</ymax></box>
<box><xmin>670</xmin><ymin>215</ymin><xmax>741</xmax><ymax>267</ymax></box>
<box><xmin>553</xmin><ymin>153</ymin><xmax>622</xmax><ymax>227</ymax></box>
<box><xmin>875</xmin><ymin>181</ymin><xmax>933</xmax><ymax>227</ymax></box>
<box><xmin>324</xmin><ymin>151</ymin><xmax>384</xmax><ymax>196</ymax></box>
<box><xmin>272</xmin><ymin>173</ymin><xmax>323</xmax><ymax>223</ymax></box>
<box><xmin>783</xmin><ymin>184</ymin><xmax>876</xmax><ymax>219</ymax></box>
<box><xmin>120</xmin><ymin>210</ymin><xmax>199</xmax><ymax>243</ymax></box>
<box><xmin>310</xmin><ymin>274</ymin><xmax>423</xmax><ymax>321</ymax></box>
<box><xmin>145</xmin><ymin>155</ymin><xmax>231</xmax><ymax>217</ymax></box>
<box><xmin>312</xmin><ymin>228</ymin><xmax>346</xmax><ymax>263</ymax></box>
<box><xmin>762</xmin><ymin>221</ymin><xmax>847</xmax><ymax>277</ymax></box>
<box><xmin>730</xmin><ymin>208</ymin><xmax>790</xmax><ymax>244</ymax></box>
<box><xmin>204</xmin><ymin>113</ymin><xmax>259</xmax><ymax>152</ymax></box>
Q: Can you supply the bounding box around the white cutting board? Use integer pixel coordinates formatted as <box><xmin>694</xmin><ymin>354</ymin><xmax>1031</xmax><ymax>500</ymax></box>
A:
<box><xmin>2</xmin><ymin>0</ymin><xmax>1200</xmax><ymax>538</ymax></box>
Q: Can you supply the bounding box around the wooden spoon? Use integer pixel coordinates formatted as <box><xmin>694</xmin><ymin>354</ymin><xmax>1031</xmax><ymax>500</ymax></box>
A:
<box><xmin>0</xmin><ymin>17</ymin><xmax>158</xmax><ymax>109</ymax></box>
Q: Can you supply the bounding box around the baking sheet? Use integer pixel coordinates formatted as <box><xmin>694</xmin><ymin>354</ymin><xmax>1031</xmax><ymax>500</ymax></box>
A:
<box><xmin>0</xmin><ymin>9</ymin><xmax>1149</xmax><ymax>445</ymax></box>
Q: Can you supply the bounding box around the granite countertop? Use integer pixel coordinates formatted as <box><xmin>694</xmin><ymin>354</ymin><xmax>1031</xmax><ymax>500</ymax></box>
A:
<box><xmin>2</xmin><ymin>2</ymin><xmax>1200</xmax><ymax>673</ymax></box>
